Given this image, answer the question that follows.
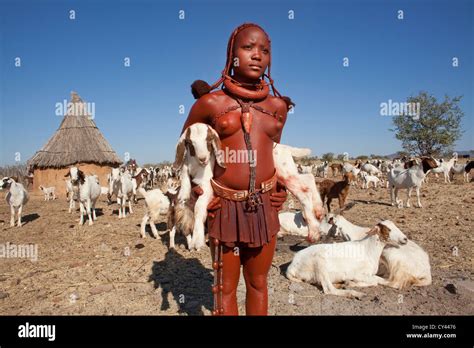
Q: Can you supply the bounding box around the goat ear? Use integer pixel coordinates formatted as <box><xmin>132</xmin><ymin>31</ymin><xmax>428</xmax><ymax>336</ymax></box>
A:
<box><xmin>370</xmin><ymin>223</ymin><xmax>390</xmax><ymax>242</ymax></box>
<box><xmin>173</xmin><ymin>128</ymin><xmax>189</xmax><ymax>170</ymax></box>
<box><xmin>366</xmin><ymin>224</ymin><xmax>380</xmax><ymax>237</ymax></box>
<box><xmin>378</xmin><ymin>223</ymin><xmax>391</xmax><ymax>242</ymax></box>
<box><xmin>207</xmin><ymin>126</ymin><xmax>225</xmax><ymax>168</ymax></box>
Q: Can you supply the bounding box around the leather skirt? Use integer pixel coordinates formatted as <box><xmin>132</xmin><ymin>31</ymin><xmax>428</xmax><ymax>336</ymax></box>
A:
<box><xmin>207</xmin><ymin>188</ymin><xmax>280</xmax><ymax>248</ymax></box>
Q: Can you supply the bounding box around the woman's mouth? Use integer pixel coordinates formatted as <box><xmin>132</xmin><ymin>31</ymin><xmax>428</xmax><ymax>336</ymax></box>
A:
<box><xmin>249</xmin><ymin>64</ymin><xmax>262</xmax><ymax>70</ymax></box>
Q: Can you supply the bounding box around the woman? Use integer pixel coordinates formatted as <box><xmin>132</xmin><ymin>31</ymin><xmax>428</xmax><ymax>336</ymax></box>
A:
<box><xmin>179</xmin><ymin>23</ymin><xmax>293</xmax><ymax>315</ymax></box>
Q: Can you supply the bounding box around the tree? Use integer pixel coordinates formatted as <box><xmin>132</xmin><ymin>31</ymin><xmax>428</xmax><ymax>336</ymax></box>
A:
<box><xmin>390</xmin><ymin>92</ymin><xmax>464</xmax><ymax>156</ymax></box>
<box><xmin>336</xmin><ymin>154</ymin><xmax>345</xmax><ymax>161</ymax></box>
<box><xmin>321</xmin><ymin>152</ymin><xmax>334</xmax><ymax>162</ymax></box>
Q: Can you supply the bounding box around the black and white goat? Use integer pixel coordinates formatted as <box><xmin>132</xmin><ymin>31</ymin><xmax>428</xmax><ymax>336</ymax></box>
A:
<box><xmin>65</xmin><ymin>167</ymin><xmax>101</xmax><ymax>225</ymax></box>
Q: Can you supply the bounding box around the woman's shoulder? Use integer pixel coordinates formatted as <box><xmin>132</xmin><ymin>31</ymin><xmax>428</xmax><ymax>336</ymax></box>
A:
<box><xmin>265</xmin><ymin>95</ymin><xmax>291</xmax><ymax>115</ymax></box>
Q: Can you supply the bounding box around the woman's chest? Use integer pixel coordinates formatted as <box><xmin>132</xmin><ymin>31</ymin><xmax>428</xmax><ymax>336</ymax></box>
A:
<box><xmin>213</xmin><ymin>105</ymin><xmax>283</xmax><ymax>140</ymax></box>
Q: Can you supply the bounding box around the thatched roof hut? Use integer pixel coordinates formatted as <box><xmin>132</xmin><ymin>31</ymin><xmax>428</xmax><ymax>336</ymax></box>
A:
<box><xmin>28</xmin><ymin>92</ymin><xmax>122</xmax><ymax>195</ymax></box>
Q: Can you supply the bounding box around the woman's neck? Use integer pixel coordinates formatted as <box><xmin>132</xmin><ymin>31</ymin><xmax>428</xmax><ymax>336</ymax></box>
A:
<box><xmin>231</xmin><ymin>74</ymin><xmax>261</xmax><ymax>89</ymax></box>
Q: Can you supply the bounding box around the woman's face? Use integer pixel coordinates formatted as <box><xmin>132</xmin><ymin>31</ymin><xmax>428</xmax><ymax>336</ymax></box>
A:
<box><xmin>232</xmin><ymin>27</ymin><xmax>270</xmax><ymax>83</ymax></box>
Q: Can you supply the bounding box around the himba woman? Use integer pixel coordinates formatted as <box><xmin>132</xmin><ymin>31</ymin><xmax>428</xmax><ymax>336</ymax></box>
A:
<box><xmin>179</xmin><ymin>23</ymin><xmax>294</xmax><ymax>315</ymax></box>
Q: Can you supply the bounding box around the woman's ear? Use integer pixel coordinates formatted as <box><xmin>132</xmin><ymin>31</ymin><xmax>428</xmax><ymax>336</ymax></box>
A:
<box><xmin>207</xmin><ymin>126</ymin><xmax>226</xmax><ymax>168</ymax></box>
<box><xmin>174</xmin><ymin>128</ymin><xmax>190</xmax><ymax>170</ymax></box>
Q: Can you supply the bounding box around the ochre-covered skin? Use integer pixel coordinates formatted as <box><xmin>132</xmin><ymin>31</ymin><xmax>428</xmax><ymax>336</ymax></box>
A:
<box><xmin>180</xmin><ymin>25</ymin><xmax>289</xmax><ymax>315</ymax></box>
<box><xmin>181</xmin><ymin>89</ymin><xmax>287</xmax><ymax>190</ymax></box>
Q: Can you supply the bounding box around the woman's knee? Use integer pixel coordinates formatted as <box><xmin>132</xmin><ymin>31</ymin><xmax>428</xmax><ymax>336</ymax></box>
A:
<box><xmin>243</xmin><ymin>271</ymin><xmax>268</xmax><ymax>291</ymax></box>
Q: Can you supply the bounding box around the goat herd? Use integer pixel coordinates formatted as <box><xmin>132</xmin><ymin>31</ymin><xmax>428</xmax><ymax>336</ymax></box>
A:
<box><xmin>1</xmin><ymin>123</ymin><xmax>473</xmax><ymax>301</ymax></box>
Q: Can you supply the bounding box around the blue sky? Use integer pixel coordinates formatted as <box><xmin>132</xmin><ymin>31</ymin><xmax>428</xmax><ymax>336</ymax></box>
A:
<box><xmin>0</xmin><ymin>0</ymin><xmax>472</xmax><ymax>165</ymax></box>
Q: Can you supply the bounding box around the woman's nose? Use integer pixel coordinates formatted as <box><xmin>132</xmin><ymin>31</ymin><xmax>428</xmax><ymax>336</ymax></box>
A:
<box><xmin>252</xmin><ymin>49</ymin><xmax>262</xmax><ymax>60</ymax></box>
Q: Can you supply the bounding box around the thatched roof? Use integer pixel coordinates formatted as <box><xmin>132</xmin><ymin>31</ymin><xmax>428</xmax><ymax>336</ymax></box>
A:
<box><xmin>28</xmin><ymin>92</ymin><xmax>122</xmax><ymax>169</ymax></box>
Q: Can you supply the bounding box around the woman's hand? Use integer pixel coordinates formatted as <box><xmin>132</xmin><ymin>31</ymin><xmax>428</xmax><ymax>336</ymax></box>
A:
<box><xmin>270</xmin><ymin>181</ymin><xmax>287</xmax><ymax>211</ymax></box>
<box><xmin>192</xmin><ymin>185</ymin><xmax>221</xmax><ymax>218</ymax></box>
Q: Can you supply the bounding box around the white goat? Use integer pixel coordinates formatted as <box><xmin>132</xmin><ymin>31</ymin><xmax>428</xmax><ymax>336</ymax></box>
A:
<box><xmin>65</xmin><ymin>167</ymin><xmax>101</xmax><ymax>225</ymax></box>
<box><xmin>380</xmin><ymin>241</ymin><xmax>432</xmax><ymax>289</ymax></box>
<box><xmin>326</xmin><ymin>214</ymin><xmax>432</xmax><ymax>289</ymax></box>
<box><xmin>173</xmin><ymin>123</ymin><xmax>225</xmax><ymax>250</ymax></box>
<box><xmin>450</xmin><ymin>162</ymin><xmax>469</xmax><ymax>182</ymax></box>
<box><xmin>39</xmin><ymin>185</ymin><xmax>56</xmax><ymax>200</ymax></box>
<box><xmin>360</xmin><ymin>162</ymin><xmax>381</xmax><ymax>176</ymax></box>
<box><xmin>360</xmin><ymin>172</ymin><xmax>380</xmax><ymax>189</ymax></box>
<box><xmin>278</xmin><ymin>210</ymin><xmax>338</xmax><ymax>239</ymax></box>
<box><xmin>297</xmin><ymin>164</ymin><xmax>314</xmax><ymax>174</ymax></box>
<box><xmin>1</xmin><ymin>177</ymin><xmax>29</xmax><ymax>227</ymax></box>
<box><xmin>109</xmin><ymin>168</ymin><xmax>134</xmax><ymax>218</ymax></box>
<box><xmin>277</xmin><ymin>211</ymin><xmax>310</xmax><ymax>238</ymax></box>
<box><xmin>139</xmin><ymin>190</ymin><xmax>170</xmax><ymax>239</ymax></box>
<box><xmin>427</xmin><ymin>153</ymin><xmax>458</xmax><ymax>183</ymax></box>
<box><xmin>65</xmin><ymin>178</ymin><xmax>78</xmax><ymax>213</ymax></box>
<box><xmin>387</xmin><ymin>157</ymin><xmax>438</xmax><ymax>208</ymax></box>
<box><xmin>286</xmin><ymin>221</ymin><xmax>408</xmax><ymax>299</ymax></box>
<box><xmin>322</xmin><ymin>214</ymin><xmax>370</xmax><ymax>241</ymax></box>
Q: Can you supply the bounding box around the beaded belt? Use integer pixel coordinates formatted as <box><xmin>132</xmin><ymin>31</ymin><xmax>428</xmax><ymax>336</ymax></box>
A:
<box><xmin>210</xmin><ymin>172</ymin><xmax>277</xmax><ymax>202</ymax></box>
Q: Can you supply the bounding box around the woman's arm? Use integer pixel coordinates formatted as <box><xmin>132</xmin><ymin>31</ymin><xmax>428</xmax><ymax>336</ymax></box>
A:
<box><xmin>270</xmin><ymin>97</ymin><xmax>290</xmax><ymax>211</ymax></box>
<box><xmin>271</xmin><ymin>97</ymin><xmax>289</xmax><ymax>143</ymax></box>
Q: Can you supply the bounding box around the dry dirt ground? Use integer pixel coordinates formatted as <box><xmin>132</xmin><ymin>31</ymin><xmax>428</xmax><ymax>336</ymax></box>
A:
<box><xmin>0</xmin><ymin>174</ymin><xmax>472</xmax><ymax>316</ymax></box>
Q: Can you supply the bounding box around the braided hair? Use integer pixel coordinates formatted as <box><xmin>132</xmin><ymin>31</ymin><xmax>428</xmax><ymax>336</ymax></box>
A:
<box><xmin>191</xmin><ymin>23</ymin><xmax>294</xmax><ymax>110</ymax></box>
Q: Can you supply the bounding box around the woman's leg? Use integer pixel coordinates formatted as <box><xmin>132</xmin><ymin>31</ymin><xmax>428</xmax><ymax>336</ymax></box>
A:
<box><xmin>210</xmin><ymin>239</ymin><xmax>241</xmax><ymax>315</ymax></box>
<box><xmin>241</xmin><ymin>234</ymin><xmax>277</xmax><ymax>315</ymax></box>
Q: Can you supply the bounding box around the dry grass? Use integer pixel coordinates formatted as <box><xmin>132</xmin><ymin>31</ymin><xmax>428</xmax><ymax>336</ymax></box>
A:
<box><xmin>0</xmin><ymin>173</ymin><xmax>472</xmax><ymax>315</ymax></box>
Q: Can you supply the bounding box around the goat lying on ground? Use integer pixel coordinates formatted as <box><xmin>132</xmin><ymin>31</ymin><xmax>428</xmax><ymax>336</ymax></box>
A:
<box><xmin>286</xmin><ymin>221</ymin><xmax>408</xmax><ymax>299</ymax></box>
<box><xmin>1</xmin><ymin>177</ymin><xmax>29</xmax><ymax>227</ymax></box>
<box><xmin>39</xmin><ymin>185</ymin><xmax>56</xmax><ymax>200</ymax></box>
<box><xmin>325</xmin><ymin>214</ymin><xmax>432</xmax><ymax>289</ymax></box>
<box><xmin>317</xmin><ymin>172</ymin><xmax>355</xmax><ymax>212</ymax></box>
<box><xmin>65</xmin><ymin>167</ymin><xmax>101</xmax><ymax>225</ymax></box>
<box><xmin>277</xmin><ymin>210</ymin><xmax>339</xmax><ymax>239</ymax></box>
